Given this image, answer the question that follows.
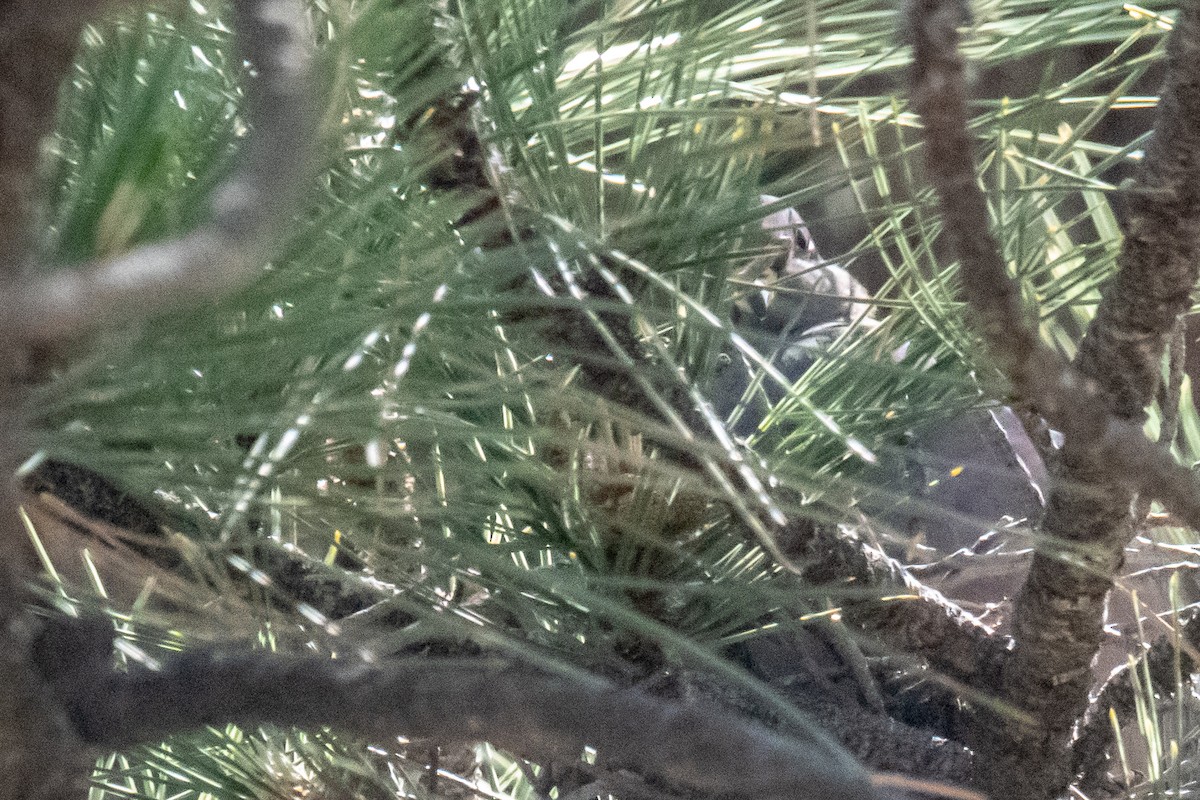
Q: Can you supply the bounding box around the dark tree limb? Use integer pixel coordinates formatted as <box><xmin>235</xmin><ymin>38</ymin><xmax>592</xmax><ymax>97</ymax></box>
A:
<box><xmin>781</xmin><ymin>518</ymin><xmax>1008</xmax><ymax>689</ymax></box>
<box><xmin>995</xmin><ymin>1</ymin><xmax>1200</xmax><ymax>793</ymax></box>
<box><xmin>35</xmin><ymin>615</ymin><xmax>879</xmax><ymax>800</ymax></box>
<box><xmin>907</xmin><ymin>0</ymin><xmax>1200</xmax><ymax>796</ymax></box>
<box><xmin>908</xmin><ymin>0</ymin><xmax>1200</xmax><ymax>525</ymax></box>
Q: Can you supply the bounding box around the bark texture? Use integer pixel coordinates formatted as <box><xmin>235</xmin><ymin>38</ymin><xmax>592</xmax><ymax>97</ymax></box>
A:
<box><xmin>34</xmin><ymin>615</ymin><xmax>878</xmax><ymax>800</ymax></box>
<box><xmin>907</xmin><ymin>0</ymin><xmax>1200</xmax><ymax>795</ymax></box>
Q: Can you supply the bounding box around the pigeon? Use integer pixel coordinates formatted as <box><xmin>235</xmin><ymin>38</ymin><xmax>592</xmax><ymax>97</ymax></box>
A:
<box><xmin>713</xmin><ymin>196</ymin><xmax>1047</xmax><ymax>555</ymax></box>
<box><xmin>717</xmin><ymin>196</ymin><xmax>877</xmax><ymax>437</ymax></box>
<box><xmin>732</xmin><ymin>195</ymin><xmax>873</xmax><ymax>340</ymax></box>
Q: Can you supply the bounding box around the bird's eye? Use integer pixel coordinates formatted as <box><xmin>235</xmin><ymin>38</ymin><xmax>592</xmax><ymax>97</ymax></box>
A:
<box><xmin>795</xmin><ymin>223</ymin><xmax>819</xmax><ymax>258</ymax></box>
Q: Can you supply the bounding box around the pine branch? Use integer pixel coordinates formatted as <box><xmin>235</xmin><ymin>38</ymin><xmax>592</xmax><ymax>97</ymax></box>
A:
<box><xmin>35</xmin><ymin>614</ymin><xmax>880</xmax><ymax>800</ymax></box>
<box><xmin>0</xmin><ymin>4</ymin><xmax>151</xmax><ymax>798</ymax></box>
<box><xmin>15</xmin><ymin>0</ymin><xmax>318</xmax><ymax>342</ymax></box>
<box><xmin>0</xmin><ymin>2</ymin><xmax>321</xmax><ymax>795</ymax></box>
<box><xmin>907</xmin><ymin>0</ymin><xmax>1200</xmax><ymax>795</ymax></box>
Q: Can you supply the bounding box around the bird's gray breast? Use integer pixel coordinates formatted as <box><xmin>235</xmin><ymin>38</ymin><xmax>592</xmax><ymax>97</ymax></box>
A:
<box><xmin>715</xmin><ymin>196</ymin><xmax>1048</xmax><ymax>556</ymax></box>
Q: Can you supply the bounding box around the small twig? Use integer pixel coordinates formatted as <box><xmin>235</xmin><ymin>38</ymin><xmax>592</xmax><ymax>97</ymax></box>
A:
<box><xmin>16</xmin><ymin>0</ymin><xmax>318</xmax><ymax>341</ymax></box>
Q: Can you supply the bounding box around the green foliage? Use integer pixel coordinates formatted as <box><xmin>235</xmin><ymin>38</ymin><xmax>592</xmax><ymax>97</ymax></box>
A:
<box><xmin>25</xmin><ymin>0</ymin><xmax>1200</xmax><ymax>796</ymax></box>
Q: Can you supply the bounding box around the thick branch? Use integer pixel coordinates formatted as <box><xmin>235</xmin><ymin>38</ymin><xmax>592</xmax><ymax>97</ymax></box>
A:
<box><xmin>907</xmin><ymin>4</ymin><xmax>1200</xmax><ymax>515</ymax></box>
<box><xmin>1000</xmin><ymin>2</ymin><xmax>1200</xmax><ymax>792</ymax></box>
<box><xmin>907</xmin><ymin>0</ymin><xmax>1200</xmax><ymax>796</ymax></box>
<box><xmin>15</xmin><ymin>0</ymin><xmax>318</xmax><ymax>341</ymax></box>
<box><xmin>36</xmin><ymin>617</ymin><xmax>879</xmax><ymax>800</ymax></box>
<box><xmin>782</xmin><ymin>518</ymin><xmax>1007</xmax><ymax>689</ymax></box>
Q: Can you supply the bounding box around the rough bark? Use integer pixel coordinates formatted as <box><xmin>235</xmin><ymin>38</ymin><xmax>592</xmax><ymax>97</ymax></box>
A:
<box><xmin>906</xmin><ymin>0</ymin><xmax>1200</xmax><ymax>795</ymax></box>
<box><xmin>990</xmin><ymin>2</ymin><xmax>1200</xmax><ymax>793</ymax></box>
<box><xmin>0</xmin><ymin>5</ymin><xmax>886</xmax><ymax>800</ymax></box>
<box><xmin>34</xmin><ymin>614</ymin><xmax>879</xmax><ymax>800</ymax></box>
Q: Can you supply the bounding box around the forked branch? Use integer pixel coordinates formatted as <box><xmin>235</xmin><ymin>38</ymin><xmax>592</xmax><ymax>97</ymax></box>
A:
<box><xmin>907</xmin><ymin>0</ymin><xmax>1200</xmax><ymax>795</ymax></box>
